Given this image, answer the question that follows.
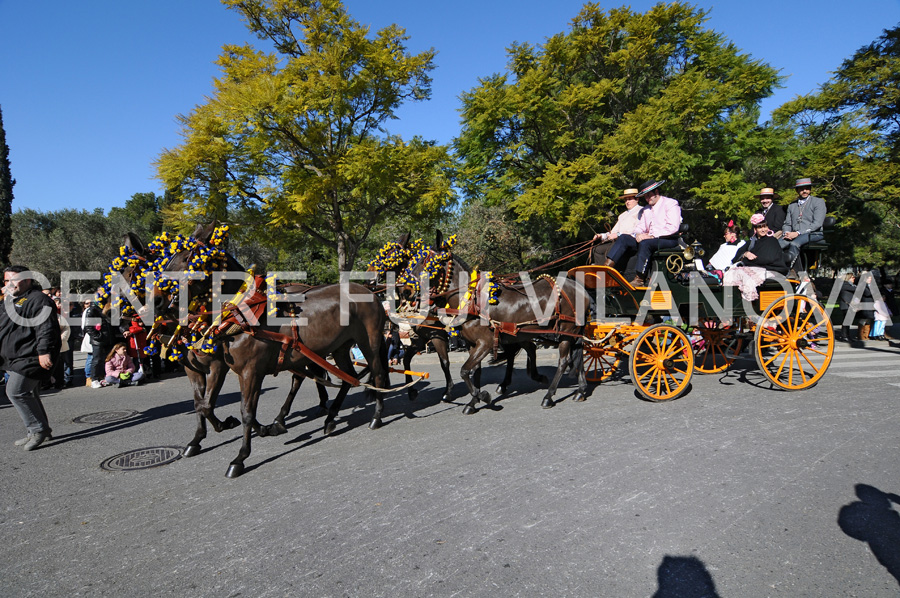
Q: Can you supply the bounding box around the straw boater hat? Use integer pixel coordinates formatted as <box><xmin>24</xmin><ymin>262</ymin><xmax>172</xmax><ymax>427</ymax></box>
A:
<box><xmin>794</xmin><ymin>177</ymin><xmax>813</xmax><ymax>188</ymax></box>
<box><xmin>619</xmin><ymin>188</ymin><xmax>639</xmax><ymax>200</ymax></box>
<box><xmin>756</xmin><ymin>187</ymin><xmax>781</xmax><ymax>199</ymax></box>
<box><xmin>636</xmin><ymin>179</ymin><xmax>666</xmax><ymax>197</ymax></box>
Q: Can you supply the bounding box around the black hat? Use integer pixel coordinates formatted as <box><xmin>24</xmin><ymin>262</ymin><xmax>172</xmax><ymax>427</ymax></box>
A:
<box><xmin>637</xmin><ymin>180</ymin><xmax>666</xmax><ymax>197</ymax></box>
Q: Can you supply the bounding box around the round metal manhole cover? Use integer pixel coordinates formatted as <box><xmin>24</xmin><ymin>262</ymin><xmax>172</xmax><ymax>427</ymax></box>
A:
<box><xmin>100</xmin><ymin>446</ymin><xmax>183</xmax><ymax>472</ymax></box>
<box><xmin>73</xmin><ymin>410</ymin><xmax>141</xmax><ymax>424</ymax></box>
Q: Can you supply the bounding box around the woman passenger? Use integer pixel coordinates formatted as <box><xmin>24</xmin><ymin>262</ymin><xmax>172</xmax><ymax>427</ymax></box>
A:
<box><xmin>707</xmin><ymin>220</ymin><xmax>745</xmax><ymax>272</ymax></box>
<box><xmin>723</xmin><ymin>213</ymin><xmax>788</xmax><ymax>301</ymax></box>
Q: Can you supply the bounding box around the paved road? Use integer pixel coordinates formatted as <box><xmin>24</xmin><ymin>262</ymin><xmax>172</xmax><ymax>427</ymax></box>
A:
<box><xmin>2</xmin><ymin>333</ymin><xmax>899</xmax><ymax>597</ymax></box>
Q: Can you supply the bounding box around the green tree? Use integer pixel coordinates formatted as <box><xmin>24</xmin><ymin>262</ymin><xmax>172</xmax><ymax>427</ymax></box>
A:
<box><xmin>0</xmin><ymin>106</ymin><xmax>14</xmax><ymax>267</ymax></box>
<box><xmin>774</xmin><ymin>23</ymin><xmax>900</xmax><ymax>268</ymax></box>
<box><xmin>156</xmin><ymin>0</ymin><xmax>456</xmax><ymax>271</ymax></box>
<box><xmin>107</xmin><ymin>192</ymin><xmax>167</xmax><ymax>242</ymax></box>
<box><xmin>455</xmin><ymin>2</ymin><xmax>783</xmax><ymax>250</ymax></box>
<box><xmin>10</xmin><ymin>209</ymin><xmax>121</xmax><ymax>290</ymax></box>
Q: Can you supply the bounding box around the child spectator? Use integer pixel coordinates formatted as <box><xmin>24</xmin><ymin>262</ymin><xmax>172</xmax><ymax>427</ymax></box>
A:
<box><xmin>103</xmin><ymin>342</ymin><xmax>144</xmax><ymax>388</ymax></box>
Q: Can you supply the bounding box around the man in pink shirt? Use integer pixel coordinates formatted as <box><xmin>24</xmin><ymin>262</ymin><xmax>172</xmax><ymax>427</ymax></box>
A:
<box><xmin>627</xmin><ymin>180</ymin><xmax>682</xmax><ymax>286</ymax></box>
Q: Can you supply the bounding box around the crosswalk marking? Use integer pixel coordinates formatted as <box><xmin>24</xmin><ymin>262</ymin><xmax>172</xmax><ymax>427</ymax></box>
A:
<box><xmin>824</xmin><ymin>345</ymin><xmax>900</xmax><ymax>382</ymax></box>
<box><xmin>831</xmin><ymin>371</ymin><xmax>900</xmax><ymax>378</ymax></box>
<box><xmin>826</xmin><ymin>360</ymin><xmax>900</xmax><ymax>368</ymax></box>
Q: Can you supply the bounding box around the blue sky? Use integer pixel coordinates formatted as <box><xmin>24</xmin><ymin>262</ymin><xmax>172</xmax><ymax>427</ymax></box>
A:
<box><xmin>1</xmin><ymin>0</ymin><xmax>898</xmax><ymax>214</ymax></box>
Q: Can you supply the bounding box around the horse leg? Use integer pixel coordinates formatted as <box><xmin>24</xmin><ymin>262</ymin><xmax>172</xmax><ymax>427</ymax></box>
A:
<box><xmin>496</xmin><ymin>343</ymin><xmax>520</xmax><ymax>397</ymax></box>
<box><xmin>525</xmin><ymin>341</ymin><xmax>549</xmax><ymax>384</ymax></box>
<box><xmin>184</xmin><ymin>367</ymin><xmax>208</xmax><ymax>458</ymax></box>
<box><xmin>225</xmin><ymin>370</ymin><xmax>269</xmax><ymax>478</ymax></box>
<box><xmin>403</xmin><ymin>336</ymin><xmax>420</xmax><ymax>401</ymax></box>
<box><xmin>540</xmin><ymin>340</ymin><xmax>574</xmax><ymax>409</ymax></box>
<box><xmin>322</xmin><ymin>382</ymin><xmax>352</xmax><ymax>436</ymax></box>
<box><xmin>184</xmin><ymin>359</ymin><xmax>238</xmax><ymax>457</ymax></box>
<box><xmin>460</xmin><ymin>340</ymin><xmax>492</xmax><ymax>414</ymax></box>
<box><xmin>262</xmin><ymin>373</ymin><xmax>304</xmax><ymax>437</ymax></box>
<box><xmin>356</xmin><ymin>335</ymin><xmax>388</xmax><ymax>430</ymax></box>
<box><xmin>430</xmin><ymin>334</ymin><xmax>454</xmax><ymax>402</ymax></box>
<box><xmin>572</xmin><ymin>339</ymin><xmax>588</xmax><ymax>402</ymax></box>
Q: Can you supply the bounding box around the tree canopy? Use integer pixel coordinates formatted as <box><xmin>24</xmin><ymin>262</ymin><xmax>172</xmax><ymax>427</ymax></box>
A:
<box><xmin>156</xmin><ymin>0</ymin><xmax>456</xmax><ymax>271</ymax></box>
<box><xmin>0</xmin><ymin>106</ymin><xmax>13</xmax><ymax>267</ymax></box>
<box><xmin>455</xmin><ymin>1</ymin><xmax>783</xmax><ymax>247</ymax></box>
<box><xmin>774</xmin><ymin>23</ymin><xmax>900</xmax><ymax>268</ymax></box>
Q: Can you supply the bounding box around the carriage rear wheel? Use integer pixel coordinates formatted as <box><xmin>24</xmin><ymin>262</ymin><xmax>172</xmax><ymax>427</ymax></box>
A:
<box><xmin>689</xmin><ymin>319</ymin><xmax>744</xmax><ymax>374</ymax></box>
<box><xmin>753</xmin><ymin>294</ymin><xmax>834</xmax><ymax>390</ymax></box>
<box><xmin>583</xmin><ymin>345</ymin><xmax>622</xmax><ymax>382</ymax></box>
<box><xmin>629</xmin><ymin>324</ymin><xmax>694</xmax><ymax>402</ymax></box>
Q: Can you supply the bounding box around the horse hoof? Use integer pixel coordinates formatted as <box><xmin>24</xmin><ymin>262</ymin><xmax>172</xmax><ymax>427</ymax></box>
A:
<box><xmin>462</xmin><ymin>404</ymin><xmax>477</xmax><ymax>415</ymax></box>
<box><xmin>539</xmin><ymin>376</ymin><xmax>550</xmax><ymax>385</ymax></box>
<box><xmin>369</xmin><ymin>418</ymin><xmax>382</xmax><ymax>430</ymax></box>
<box><xmin>225</xmin><ymin>463</ymin><xmax>245</xmax><ymax>478</ymax></box>
<box><xmin>269</xmin><ymin>422</ymin><xmax>288</xmax><ymax>436</ymax></box>
<box><xmin>223</xmin><ymin>416</ymin><xmax>240</xmax><ymax>430</ymax></box>
<box><xmin>572</xmin><ymin>395</ymin><xmax>587</xmax><ymax>403</ymax></box>
<box><xmin>183</xmin><ymin>444</ymin><xmax>202</xmax><ymax>458</ymax></box>
<box><xmin>408</xmin><ymin>389</ymin><xmax>419</xmax><ymax>402</ymax></box>
<box><xmin>479</xmin><ymin>391</ymin><xmax>492</xmax><ymax>404</ymax></box>
<box><xmin>541</xmin><ymin>398</ymin><xmax>555</xmax><ymax>409</ymax></box>
<box><xmin>441</xmin><ymin>392</ymin><xmax>452</xmax><ymax>403</ymax></box>
<box><xmin>494</xmin><ymin>385</ymin><xmax>507</xmax><ymax>396</ymax></box>
<box><xmin>324</xmin><ymin>422</ymin><xmax>336</xmax><ymax>436</ymax></box>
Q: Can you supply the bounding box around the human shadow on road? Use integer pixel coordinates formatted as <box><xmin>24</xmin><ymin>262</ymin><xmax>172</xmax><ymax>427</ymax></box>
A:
<box><xmin>652</xmin><ymin>555</ymin><xmax>721</xmax><ymax>598</ymax></box>
<box><xmin>838</xmin><ymin>483</ymin><xmax>900</xmax><ymax>585</ymax></box>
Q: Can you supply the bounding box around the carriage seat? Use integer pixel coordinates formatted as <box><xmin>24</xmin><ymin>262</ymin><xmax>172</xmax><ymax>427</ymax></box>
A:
<box><xmin>655</xmin><ymin>222</ymin><xmax>691</xmax><ymax>257</ymax></box>
<box><xmin>795</xmin><ymin>216</ymin><xmax>835</xmax><ymax>276</ymax></box>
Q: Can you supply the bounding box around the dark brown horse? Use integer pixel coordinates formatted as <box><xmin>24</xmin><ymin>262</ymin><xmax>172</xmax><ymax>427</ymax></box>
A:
<box><xmin>370</xmin><ymin>233</ymin><xmax>543</xmax><ymax>403</ymax></box>
<box><xmin>400</xmin><ymin>234</ymin><xmax>590</xmax><ymax>413</ymax></box>
<box><xmin>158</xmin><ymin>226</ymin><xmax>390</xmax><ymax>477</ymax></box>
<box><xmin>367</xmin><ymin>233</ymin><xmax>456</xmax><ymax>402</ymax></box>
<box><xmin>119</xmin><ymin>230</ymin><xmax>331</xmax><ymax>459</ymax></box>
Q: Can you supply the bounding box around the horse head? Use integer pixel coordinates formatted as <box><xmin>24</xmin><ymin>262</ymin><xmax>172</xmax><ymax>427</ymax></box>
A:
<box><xmin>396</xmin><ymin>231</ymin><xmax>467</xmax><ymax>308</ymax></box>
<box><xmin>365</xmin><ymin>232</ymin><xmax>418</xmax><ymax>288</ymax></box>
<box><xmin>144</xmin><ymin>222</ymin><xmax>242</xmax><ymax>319</ymax></box>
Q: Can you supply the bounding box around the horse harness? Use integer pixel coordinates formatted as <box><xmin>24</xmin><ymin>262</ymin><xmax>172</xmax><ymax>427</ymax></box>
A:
<box><xmin>428</xmin><ymin>272</ymin><xmax>582</xmax><ymax>356</ymax></box>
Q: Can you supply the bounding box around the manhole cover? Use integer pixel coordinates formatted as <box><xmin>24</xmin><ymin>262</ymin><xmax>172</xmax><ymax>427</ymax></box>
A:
<box><xmin>73</xmin><ymin>410</ymin><xmax>141</xmax><ymax>424</ymax></box>
<box><xmin>100</xmin><ymin>446</ymin><xmax>183</xmax><ymax>471</ymax></box>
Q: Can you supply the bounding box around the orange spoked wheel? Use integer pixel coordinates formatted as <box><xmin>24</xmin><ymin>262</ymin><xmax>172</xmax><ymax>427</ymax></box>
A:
<box><xmin>754</xmin><ymin>294</ymin><xmax>834</xmax><ymax>390</ymax></box>
<box><xmin>629</xmin><ymin>324</ymin><xmax>694</xmax><ymax>402</ymax></box>
<box><xmin>583</xmin><ymin>344</ymin><xmax>622</xmax><ymax>383</ymax></box>
<box><xmin>689</xmin><ymin>319</ymin><xmax>744</xmax><ymax>374</ymax></box>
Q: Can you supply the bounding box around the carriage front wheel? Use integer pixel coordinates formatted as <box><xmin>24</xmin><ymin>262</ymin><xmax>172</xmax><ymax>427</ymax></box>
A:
<box><xmin>629</xmin><ymin>324</ymin><xmax>694</xmax><ymax>402</ymax></box>
<box><xmin>754</xmin><ymin>294</ymin><xmax>834</xmax><ymax>390</ymax></box>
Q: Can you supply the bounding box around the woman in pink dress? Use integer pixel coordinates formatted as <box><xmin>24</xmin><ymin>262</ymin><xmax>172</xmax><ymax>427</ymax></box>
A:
<box><xmin>723</xmin><ymin>214</ymin><xmax>788</xmax><ymax>301</ymax></box>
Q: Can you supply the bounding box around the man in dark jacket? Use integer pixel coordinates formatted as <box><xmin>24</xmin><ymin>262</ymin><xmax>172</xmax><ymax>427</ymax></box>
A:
<box><xmin>756</xmin><ymin>187</ymin><xmax>786</xmax><ymax>238</ymax></box>
<box><xmin>83</xmin><ymin>288</ymin><xmax>114</xmax><ymax>389</ymax></box>
<box><xmin>0</xmin><ymin>266</ymin><xmax>61</xmax><ymax>451</ymax></box>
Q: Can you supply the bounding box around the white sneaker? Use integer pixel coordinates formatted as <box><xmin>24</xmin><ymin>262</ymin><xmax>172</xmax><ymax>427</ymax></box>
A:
<box><xmin>91</xmin><ymin>380</ymin><xmax>102</xmax><ymax>389</ymax></box>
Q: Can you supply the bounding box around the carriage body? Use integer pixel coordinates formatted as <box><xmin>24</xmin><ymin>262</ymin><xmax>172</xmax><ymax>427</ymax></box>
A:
<box><xmin>570</xmin><ymin>245</ymin><xmax>835</xmax><ymax>401</ymax></box>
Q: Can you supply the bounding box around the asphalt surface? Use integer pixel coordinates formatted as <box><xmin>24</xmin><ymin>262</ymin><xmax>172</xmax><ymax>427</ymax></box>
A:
<box><xmin>2</xmin><ymin>329</ymin><xmax>900</xmax><ymax>597</ymax></box>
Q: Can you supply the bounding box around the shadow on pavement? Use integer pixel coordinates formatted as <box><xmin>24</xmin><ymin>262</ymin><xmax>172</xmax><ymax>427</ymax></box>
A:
<box><xmin>652</xmin><ymin>555</ymin><xmax>721</xmax><ymax>598</ymax></box>
<box><xmin>49</xmin><ymin>387</ymin><xmax>253</xmax><ymax>445</ymax></box>
<box><xmin>838</xmin><ymin>483</ymin><xmax>900</xmax><ymax>585</ymax></box>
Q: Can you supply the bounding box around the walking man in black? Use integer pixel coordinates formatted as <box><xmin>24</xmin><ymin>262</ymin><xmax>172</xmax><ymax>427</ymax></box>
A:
<box><xmin>0</xmin><ymin>266</ymin><xmax>60</xmax><ymax>451</ymax></box>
